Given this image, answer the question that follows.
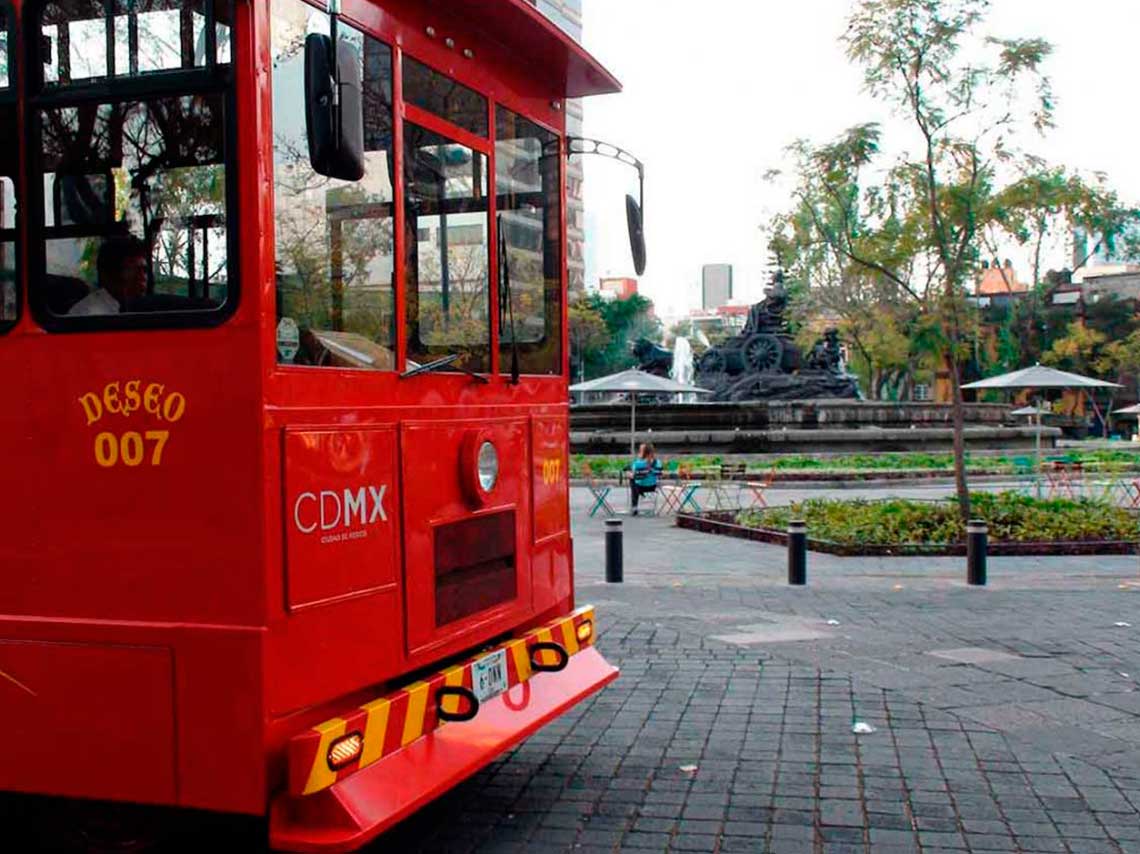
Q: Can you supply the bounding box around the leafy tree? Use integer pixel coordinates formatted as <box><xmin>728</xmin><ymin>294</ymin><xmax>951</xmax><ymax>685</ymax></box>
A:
<box><xmin>773</xmin><ymin>0</ymin><xmax>1063</xmax><ymax>520</ymax></box>
<box><xmin>1042</xmin><ymin>321</ymin><xmax>1107</xmax><ymax>375</ymax></box>
<box><xmin>569</xmin><ymin>292</ymin><xmax>660</xmax><ymax>380</ymax></box>
<box><xmin>569</xmin><ymin>298</ymin><xmax>607</xmax><ymax>382</ymax></box>
<box><xmin>984</xmin><ymin>169</ymin><xmax>1137</xmax><ymax>291</ymax></box>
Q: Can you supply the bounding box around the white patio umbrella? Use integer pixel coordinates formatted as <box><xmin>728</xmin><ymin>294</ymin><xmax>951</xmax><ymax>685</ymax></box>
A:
<box><xmin>570</xmin><ymin>368</ymin><xmax>712</xmax><ymax>457</ymax></box>
<box><xmin>962</xmin><ymin>364</ymin><xmax>1121</xmax><ymax>391</ymax></box>
<box><xmin>963</xmin><ymin>364</ymin><xmax>1122</xmax><ymax>494</ymax></box>
<box><xmin>1113</xmin><ymin>403</ymin><xmax>1140</xmax><ymax>441</ymax></box>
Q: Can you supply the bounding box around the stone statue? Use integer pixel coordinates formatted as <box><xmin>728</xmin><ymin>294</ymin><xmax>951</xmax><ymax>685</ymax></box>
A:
<box><xmin>632</xmin><ymin>337</ymin><xmax>675</xmax><ymax>378</ymax></box>
<box><xmin>632</xmin><ymin>260</ymin><xmax>861</xmax><ymax>401</ymax></box>
<box><xmin>691</xmin><ymin>267</ymin><xmax>861</xmax><ymax>401</ymax></box>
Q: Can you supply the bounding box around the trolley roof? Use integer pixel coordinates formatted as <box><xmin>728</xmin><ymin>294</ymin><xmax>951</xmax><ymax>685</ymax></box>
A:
<box><xmin>441</xmin><ymin>0</ymin><xmax>622</xmax><ymax>98</ymax></box>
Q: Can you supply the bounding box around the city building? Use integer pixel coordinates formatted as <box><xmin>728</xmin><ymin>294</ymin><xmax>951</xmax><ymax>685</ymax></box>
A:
<box><xmin>599</xmin><ymin>276</ymin><xmax>637</xmax><ymax>301</ymax></box>
<box><xmin>701</xmin><ymin>263</ymin><xmax>733</xmax><ymax>310</ymax></box>
<box><xmin>976</xmin><ymin>259</ymin><xmax>1028</xmax><ymax>296</ymax></box>
<box><xmin>1072</xmin><ymin>223</ymin><xmax>1140</xmax><ymax>278</ymax></box>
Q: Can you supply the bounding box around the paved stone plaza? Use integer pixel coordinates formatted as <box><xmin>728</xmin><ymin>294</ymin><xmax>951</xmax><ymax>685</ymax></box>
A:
<box><xmin>369</xmin><ymin>487</ymin><xmax>1140</xmax><ymax>853</ymax></box>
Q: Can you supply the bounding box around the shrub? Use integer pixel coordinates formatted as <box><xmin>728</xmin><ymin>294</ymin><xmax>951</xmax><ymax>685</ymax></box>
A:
<box><xmin>736</xmin><ymin>492</ymin><xmax>1137</xmax><ymax>545</ymax></box>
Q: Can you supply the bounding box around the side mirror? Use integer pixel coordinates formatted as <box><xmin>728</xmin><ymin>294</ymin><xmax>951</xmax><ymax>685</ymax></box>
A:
<box><xmin>304</xmin><ymin>33</ymin><xmax>365</xmax><ymax>181</ymax></box>
<box><xmin>626</xmin><ymin>194</ymin><xmax>647</xmax><ymax>276</ymax></box>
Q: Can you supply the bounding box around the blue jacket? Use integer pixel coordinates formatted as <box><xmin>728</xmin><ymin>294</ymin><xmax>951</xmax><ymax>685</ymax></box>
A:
<box><xmin>632</xmin><ymin>458</ymin><xmax>662</xmax><ymax>488</ymax></box>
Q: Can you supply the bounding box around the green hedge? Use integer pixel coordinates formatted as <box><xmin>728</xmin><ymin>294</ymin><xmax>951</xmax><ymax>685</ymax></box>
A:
<box><xmin>571</xmin><ymin>449</ymin><xmax>1140</xmax><ymax>478</ymax></box>
<box><xmin>736</xmin><ymin>492</ymin><xmax>1138</xmax><ymax>545</ymax></box>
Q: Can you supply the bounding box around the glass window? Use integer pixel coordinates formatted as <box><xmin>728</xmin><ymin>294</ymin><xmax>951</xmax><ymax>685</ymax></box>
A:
<box><xmin>270</xmin><ymin>0</ymin><xmax>395</xmax><ymax>370</ymax></box>
<box><xmin>38</xmin><ymin>0</ymin><xmax>231</xmax><ymax>87</ymax></box>
<box><xmin>495</xmin><ymin>107</ymin><xmax>561</xmax><ymax>374</ymax></box>
<box><xmin>402</xmin><ymin>57</ymin><xmax>487</xmax><ymax>138</ymax></box>
<box><xmin>38</xmin><ymin>94</ymin><xmax>230</xmax><ymax>316</ymax></box>
<box><xmin>405</xmin><ymin>122</ymin><xmax>490</xmax><ymax>373</ymax></box>
<box><xmin>1</xmin><ymin>104</ymin><xmax>17</xmax><ymax>325</ymax></box>
<box><xmin>1</xmin><ymin>5</ymin><xmax>10</xmax><ymax>89</ymax></box>
<box><xmin>1</xmin><ymin>5</ymin><xmax>15</xmax><ymax>327</ymax></box>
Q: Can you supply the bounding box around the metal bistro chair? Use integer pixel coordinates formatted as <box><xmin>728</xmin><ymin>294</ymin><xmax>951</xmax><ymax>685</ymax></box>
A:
<box><xmin>741</xmin><ymin>464</ymin><xmax>778</xmax><ymax>510</ymax></box>
<box><xmin>583</xmin><ymin>463</ymin><xmax>616</xmax><ymax>517</ymax></box>
<box><xmin>658</xmin><ymin>464</ymin><xmax>702</xmax><ymax>515</ymax></box>
<box><xmin>707</xmin><ymin>462</ymin><xmax>746</xmax><ymax>511</ymax></box>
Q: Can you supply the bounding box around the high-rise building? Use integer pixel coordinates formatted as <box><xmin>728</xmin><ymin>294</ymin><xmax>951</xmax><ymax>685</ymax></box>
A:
<box><xmin>527</xmin><ymin>0</ymin><xmax>586</xmax><ymax>297</ymax></box>
<box><xmin>702</xmin><ymin>264</ymin><xmax>733</xmax><ymax>310</ymax></box>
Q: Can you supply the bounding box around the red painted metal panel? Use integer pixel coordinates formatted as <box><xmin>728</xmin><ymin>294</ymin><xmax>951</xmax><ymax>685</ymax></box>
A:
<box><xmin>0</xmin><ymin>641</ymin><xmax>176</xmax><ymax>804</ymax></box>
<box><xmin>400</xmin><ymin>418</ymin><xmax>531</xmax><ymax>655</ymax></box>
<box><xmin>284</xmin><ymin>428</ymin><xmax>400</xmax><ymax>610</ymax></box>
<box><xmin>531</xmin><ymin>414</ymin><xmax>570</xmax><ymax>544</ymax></box>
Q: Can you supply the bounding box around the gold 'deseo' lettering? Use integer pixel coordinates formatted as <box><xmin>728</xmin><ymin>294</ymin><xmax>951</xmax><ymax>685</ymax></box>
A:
<box><xmin>76</xmin><ymin>379</ymin><xmax>188</xmax><ymax>468</ymax></box>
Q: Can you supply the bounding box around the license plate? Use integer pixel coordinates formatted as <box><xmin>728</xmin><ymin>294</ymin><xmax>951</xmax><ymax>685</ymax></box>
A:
<box><xmin>472</xmin><ymin>649</ymin><xmax>509</xmax><ymax>702</ymax></box>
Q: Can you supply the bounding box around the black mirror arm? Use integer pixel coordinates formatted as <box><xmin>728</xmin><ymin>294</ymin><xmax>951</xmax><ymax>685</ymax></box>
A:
<box><xmin>553</xmin><ymin>137</ymin><xmax>646</xmax><ymax>221</ymax></box>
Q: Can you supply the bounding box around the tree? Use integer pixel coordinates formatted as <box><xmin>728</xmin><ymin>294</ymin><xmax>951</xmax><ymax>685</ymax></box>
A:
<box><xmin>568</xmin><ymin>298</ymin><xmax>607</xmax><ymax>382</ymax></box>
<box><xmin>572</xmin><ymin>293</ymin><xmax>661</xmax><ymax>378</ymax></box>
<box><xmin>1042</xmin><ymin>321</ymin><xmax>1107</xmax><ymax>376</ymax></box>
<box><xmin>772</xmin><ymin>0</ymin><xmax>1062</xmax><ymax>521</ymax></box>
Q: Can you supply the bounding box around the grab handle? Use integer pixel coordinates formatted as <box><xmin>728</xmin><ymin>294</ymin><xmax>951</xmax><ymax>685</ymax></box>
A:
<box><xmin>528</xmin><ymin>641</ymin><xmax>569</xmax><ymax>673</ymax></box>
<box><xmin>436</xmin><ymin>685</ymin><xmax>479</xmax><ymax>722</ymax></box>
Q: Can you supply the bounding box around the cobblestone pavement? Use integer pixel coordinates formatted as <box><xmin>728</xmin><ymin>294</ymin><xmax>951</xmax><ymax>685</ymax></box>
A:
<box><xmin>370</xmin><ymin>489</ymin><xmax>1140</xmax><ymax>853</ymax></box>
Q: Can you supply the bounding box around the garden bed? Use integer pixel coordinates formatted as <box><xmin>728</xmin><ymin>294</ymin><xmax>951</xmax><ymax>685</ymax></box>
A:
<box><xmin>676</xmin><ymin>493</ymin><xmax>1140</xmax><ymax>556</ymax></box>
<box><xmin>573</xmin><ymin>450</ymin><xmax>1140</xmax><ymax>482</ymax></box>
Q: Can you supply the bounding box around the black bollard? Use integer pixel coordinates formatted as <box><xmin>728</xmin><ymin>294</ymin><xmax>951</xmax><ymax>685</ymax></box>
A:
<box><xmin>967</xmin><ymin>519</ymin><xmax>987</xmax><ymax>586</ymax></box>
<box><xmin>788</xmin><ymin>519</ymin><xmax>807</xmax><ymax>586</ymax></box>
<box><xmin>605</xmin><ymin>519</ymin><xmax>624</xmax><ymax>583</ymax></box>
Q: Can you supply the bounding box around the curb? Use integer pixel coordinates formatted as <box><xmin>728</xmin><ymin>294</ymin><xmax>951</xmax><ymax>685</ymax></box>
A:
<box><xmin>675</xmin><ymin>511</ymin><xmax>1140</xmax><ymax>557</ymax></box>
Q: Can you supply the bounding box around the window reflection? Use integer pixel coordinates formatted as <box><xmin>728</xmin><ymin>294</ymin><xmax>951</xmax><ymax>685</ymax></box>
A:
<box><xmin>39</xmin><ymin>94</ymin><xmax>229</xmax><ymax>315</ymax></box>
<box><xmin>39</xmin><ymin>0</ymin><xmax>231</xmax><ymax>87</ymax></box>
<box><xmin>1</xmin><ymin>6</ymin><xmax>10</xmax><ymax>89</ymax></box>
<box><xmin>1</xmin><ymin>103</ymin><xmax>15</xmax><ymax>322</ymax></box>
<box><xmin>403</xmin><ymin>57</ymin><xmax>488</xmax><ymax>138</ymax></box>
<box><xmin>271</xmin><ymin>0</ymin><xmax>395</xmax><ymax>370</ymax></box>
<box><xmin>496</xmin><ymin>107</ymin><xmax>561</xmax><ymax>374</ymax></box>
<box><xmin>405</xmin><ymin>122</ymin><xmax>490</xmax><ymax>373</ymax></box>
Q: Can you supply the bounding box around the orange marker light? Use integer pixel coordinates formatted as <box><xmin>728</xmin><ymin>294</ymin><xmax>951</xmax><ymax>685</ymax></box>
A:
<box><xmin>327</xmin><ymin>733</ymin><xmax>364</xmax><ymax>771</ymax></box>
<box><xmin>576</xmin><ymin>620</ymin><xmax>593</xmax><ymax>643</ymax></box>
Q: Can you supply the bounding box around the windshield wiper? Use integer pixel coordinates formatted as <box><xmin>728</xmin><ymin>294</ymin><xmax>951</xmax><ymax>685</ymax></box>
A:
<box><xmin>400</xmin><ymin>353</ymin><xmax>490</xmax><ymax>383</ymax></box>
<box><xmin>498</xmin><ymin>214</ymin><xmax>521</xmax><ymax>385</ymax></box>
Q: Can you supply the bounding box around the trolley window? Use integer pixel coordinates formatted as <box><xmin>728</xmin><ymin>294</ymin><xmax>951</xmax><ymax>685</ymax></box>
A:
<box><xmin>1</xmin><ymin>3</ymin><xmax>17</xmax><ymax>327</ymax></box>
<box><xmin>495</xmin><ymin>107</ymin><xmax>561</xmax><ymax>375</ymax></box>
<box><xmin>39</xmin><ymin>0</ymin><xmax>230</xmax><ymax>87</ymax></box>
<box><xmin>402</xmin><ymin>56</ymin><xmax>487</xmax><ymax>138</ymax></box>
<box><xmin>28</xmin><ymin>0</ymin><xmax>236</xmax><ymax>327</ymax></box>
<box><xmin>404</xmin><ymin>122</ymin><xmax>490</xmax><ymax>374</ymax></box>
<box><xmin>270</xmin><ymin>0</ymin><xmax>395</xmax><ymax>370</ymax></box>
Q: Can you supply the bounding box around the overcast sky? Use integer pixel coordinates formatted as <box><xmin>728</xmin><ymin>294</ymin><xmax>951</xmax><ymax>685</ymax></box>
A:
<box><xmin>579</xmin><ymin>0</ymin><xmax>1140</xmax><ymax>319</ymax></box>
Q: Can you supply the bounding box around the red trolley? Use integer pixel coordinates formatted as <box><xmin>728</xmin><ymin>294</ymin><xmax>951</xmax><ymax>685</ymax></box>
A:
<box><xmin>0</xmin><ymin>0</ymin><xmax>644</xmax><ymax>849</ymax></box>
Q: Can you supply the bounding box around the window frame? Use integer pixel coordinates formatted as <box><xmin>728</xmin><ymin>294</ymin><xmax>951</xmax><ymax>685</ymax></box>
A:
<box><xmin>398</xmin><ymin>51</ymin><xmax>567</xmax><ymax>379</ymax></box>
<box><xmin>0</xmin><ymin>0</ymin><xmax>19</xmax><ymax>333</ymax></box>
<box><xmin>267</xmin><ymin>0</ymin><xmax>569</xmax><ymax>379</ymax></box>
<box><xmin>494</xmin><ymin>103</ymin><xmax>563</xmax><ymax>376</ymax></box>
<box><xmin>24</xmin><ymin>0</ymin><xmax>240</xmax><ymax>333</ymax></box>
<box><xmin>270</xmin><ymin>0</ymin><xmax>399</xmax><ymax>371</ymax></box>
<box><xmin>402</xmin><ymin>116</ymin><xmax>493</xmax><ymax>374</ymax></box>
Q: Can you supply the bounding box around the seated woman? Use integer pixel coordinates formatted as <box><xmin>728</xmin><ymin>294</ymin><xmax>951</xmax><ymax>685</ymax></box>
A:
<box><xmin>630</xmin><ymin>442</ymin><xmax>663</xmax><ymax>516</ymax></box>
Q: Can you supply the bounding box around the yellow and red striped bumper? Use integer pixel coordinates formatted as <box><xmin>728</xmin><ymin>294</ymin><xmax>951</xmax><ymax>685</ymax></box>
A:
<box><xmin>288</xmin><ymin>606</ymin><xmax>599</xmax><ymax>797</ymax></box>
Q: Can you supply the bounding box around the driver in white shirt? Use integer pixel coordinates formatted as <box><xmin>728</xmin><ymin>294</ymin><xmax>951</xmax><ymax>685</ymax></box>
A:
<box><xmin>69</xmin><ymin>236</ymin><xmax>149</xmax><ymax>316</ymax></box>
